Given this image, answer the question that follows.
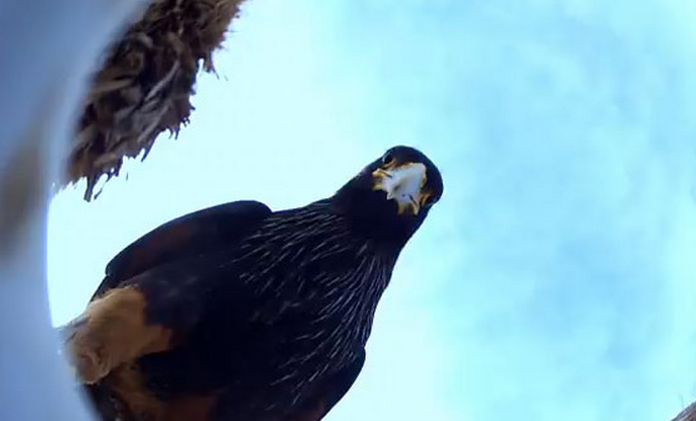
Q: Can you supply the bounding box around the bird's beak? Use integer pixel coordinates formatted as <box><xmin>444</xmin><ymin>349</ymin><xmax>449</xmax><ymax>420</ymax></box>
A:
<box><xmin>372</xmin><ymin>162</ymin><xmax>428</xmax><ymax>215</ymax></box>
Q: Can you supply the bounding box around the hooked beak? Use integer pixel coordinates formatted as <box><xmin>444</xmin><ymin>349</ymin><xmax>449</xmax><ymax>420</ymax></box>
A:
<box><xmin>372</xmin><ymin>162</ymin><xmax>428</xmax><ymax>215</ymax></box>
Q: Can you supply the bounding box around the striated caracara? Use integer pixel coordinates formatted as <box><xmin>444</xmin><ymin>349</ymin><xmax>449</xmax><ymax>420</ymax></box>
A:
<box><xmin>63</xmin><ymin>145</ymin><xmax>444</xmax><ymax>421</ymax></box>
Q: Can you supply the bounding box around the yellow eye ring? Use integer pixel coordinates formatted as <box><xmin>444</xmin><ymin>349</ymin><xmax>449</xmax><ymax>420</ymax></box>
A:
<box><xmin>382</xmin><ymin>153</ymin><xmax>396</xmax><ymax>166</ymax></box>
<box><xmin>422</xmin><ymin>194</ymin><xmax>437</xmax><ymax>208</ymax></box>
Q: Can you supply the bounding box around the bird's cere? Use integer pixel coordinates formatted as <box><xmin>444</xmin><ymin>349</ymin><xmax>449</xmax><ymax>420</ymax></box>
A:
<box><xmin>372</xmin><ymin>162</ymin><xmax>427</xmax><ymax>215</ymax></box>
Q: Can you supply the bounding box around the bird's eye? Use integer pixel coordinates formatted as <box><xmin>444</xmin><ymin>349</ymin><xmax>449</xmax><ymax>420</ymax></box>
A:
<box><xmin>382</xmin><ymin>153</ymin><xmax>395</xmax><ymax>166</ymax></box>
<box><xmin>423</xmin><ymin>195</ymin><xmax>438</xmax><ymax>208</ymax></box>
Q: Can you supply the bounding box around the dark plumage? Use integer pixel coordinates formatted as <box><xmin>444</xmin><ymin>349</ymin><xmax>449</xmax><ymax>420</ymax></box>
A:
<box><xmin>64</xmin><ymin>146</ymin><xmax>443</xmax><ymax>421</ymax></box>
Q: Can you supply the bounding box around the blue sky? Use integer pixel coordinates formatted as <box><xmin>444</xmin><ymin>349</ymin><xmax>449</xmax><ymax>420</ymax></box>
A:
<box><xmin>48</xmin><ymin>1</ymin><xmax>696</xmax><ymax>420</ymax></box>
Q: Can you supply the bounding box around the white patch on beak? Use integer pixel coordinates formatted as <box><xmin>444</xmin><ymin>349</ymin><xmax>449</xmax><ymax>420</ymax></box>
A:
<box><xmin>372</xmin><ymin>162</ymin><xmax>427</xmax><ymax>215</ymax></box>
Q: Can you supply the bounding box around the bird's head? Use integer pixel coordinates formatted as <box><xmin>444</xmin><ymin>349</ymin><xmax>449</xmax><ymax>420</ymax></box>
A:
<box><xmin>332</xmin><ymin>146</ymin><xmax>443</xmax><ymax>247</ymax></box>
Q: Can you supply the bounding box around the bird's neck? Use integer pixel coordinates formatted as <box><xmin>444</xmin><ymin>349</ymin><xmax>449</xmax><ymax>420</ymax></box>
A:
<box><xmin>312</xmin><ymin>196</ymin><xmax>414</xmax><ymax>253</ymax></box>
<box><xmin>275</xmin><ymin>199</ymin><xmax>404</xmax><ymax>262</ymax></box>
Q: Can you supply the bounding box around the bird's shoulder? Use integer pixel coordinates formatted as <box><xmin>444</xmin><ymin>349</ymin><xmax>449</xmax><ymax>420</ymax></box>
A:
<box><xmin>92</xmin><ymin>200</ymin><xmax>272</xmax><ymax>299</ymax></box>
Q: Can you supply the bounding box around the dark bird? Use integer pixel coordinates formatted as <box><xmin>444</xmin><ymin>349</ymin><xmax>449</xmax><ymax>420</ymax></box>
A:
<box><xmin>63</xmin><ymin>146</ymin><xmax>444</xmax><ymax>421</ymax></box>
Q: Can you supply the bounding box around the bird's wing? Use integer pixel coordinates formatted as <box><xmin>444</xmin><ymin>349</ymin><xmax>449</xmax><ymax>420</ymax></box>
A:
<box><xmin>66</xmin><ymin>256</ymin><xmax>228</xmax><ymax>385</ymax></box>
<box><xmin>285</xmin><ymin>349</ymin><xmax>366</xmax><ymax>421</ymax></box>
<box><xmin>92</xmin><ymin>200</ymin><xmax>272</xmax><ymax>299</ymax></box>
<box><xmin>64</xmin><ymin>200</ymin><xmax>271</xmax><ymax>384</ymax></box>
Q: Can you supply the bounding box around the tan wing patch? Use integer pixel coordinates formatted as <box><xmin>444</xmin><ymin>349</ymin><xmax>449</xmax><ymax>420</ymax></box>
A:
<box><xmin>65</xmin><ymin>287</ymin><xmax>173</xmax><ymax>384</ymax></box>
